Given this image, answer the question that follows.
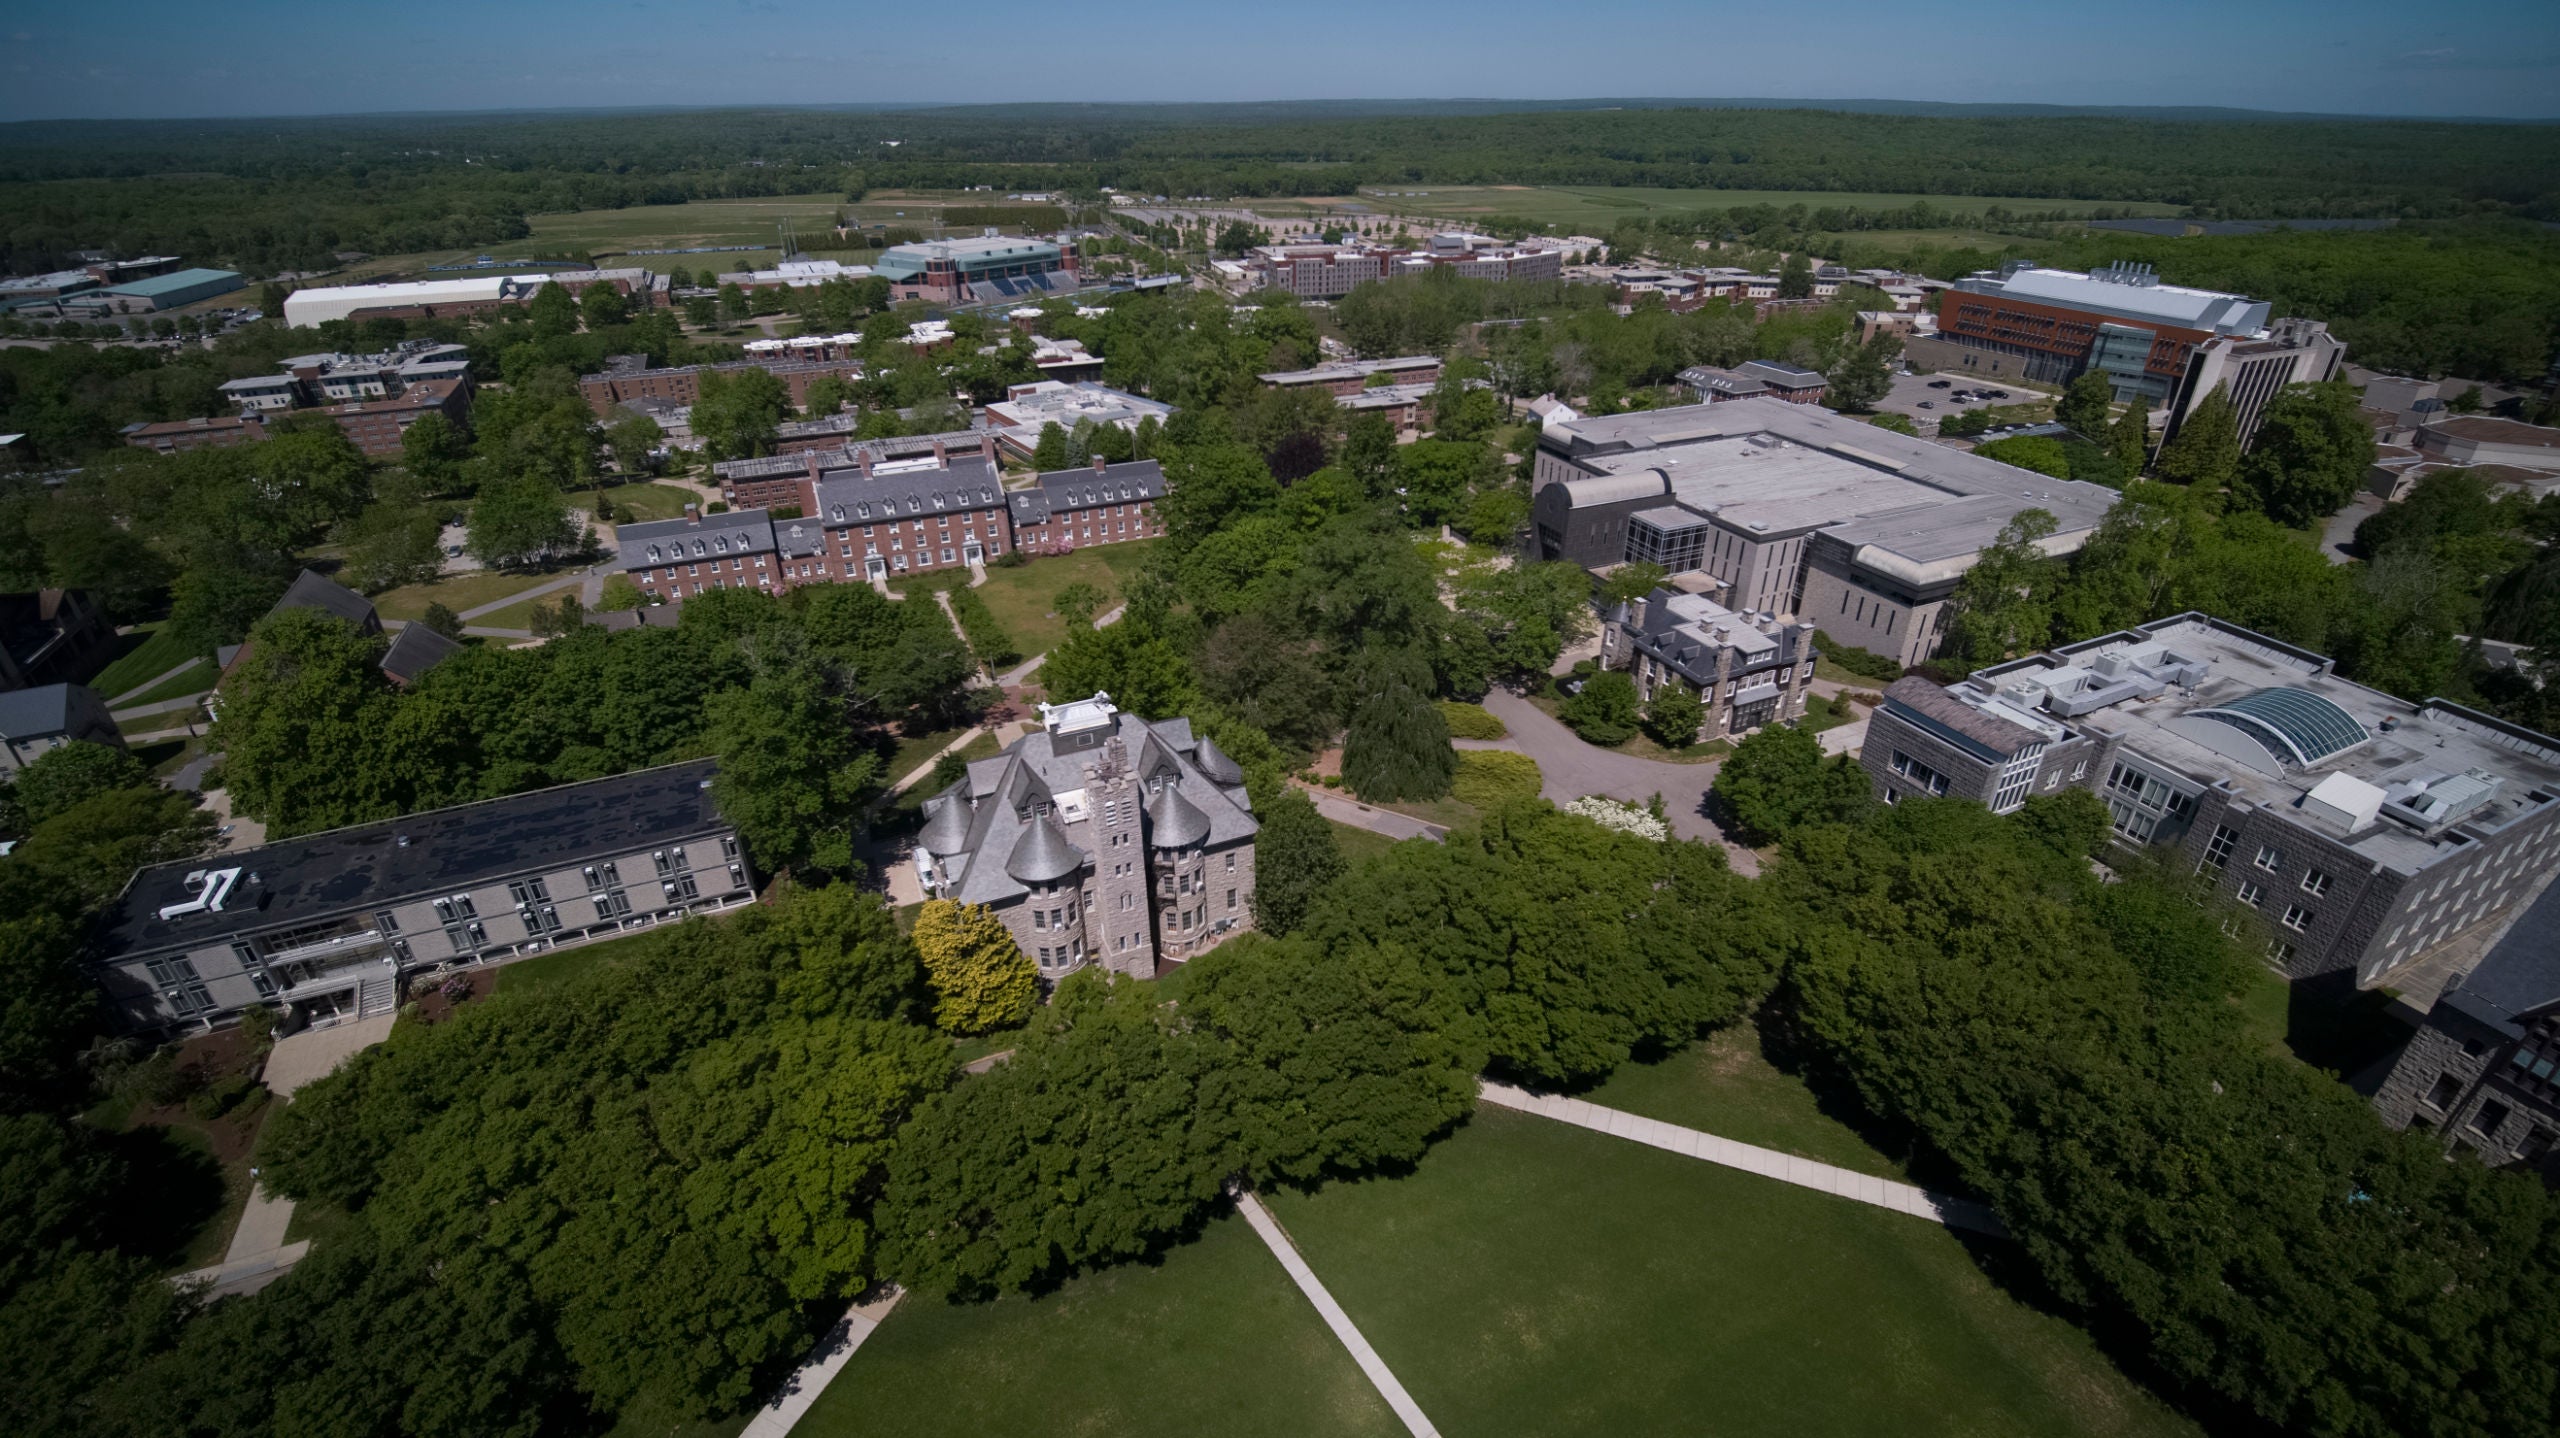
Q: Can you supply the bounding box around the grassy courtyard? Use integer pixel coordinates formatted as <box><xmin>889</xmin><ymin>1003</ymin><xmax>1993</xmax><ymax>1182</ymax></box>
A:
<box><xmin>90</xmin><ymin>620</ymin><xmax>195</xmax><ymax>698</ymax></box>
<box><xmin>1267</xmin><ymin>1106</ymin><xmax>2199</xmax><ymax>1438</ymax></box>
<box><xmin>795</xmin><ymin>1213</ymin><xmax>1404</xmax><ymax>1438</ymax></box>
<box><xmin>1582</xmin><ymin>1022</ymin><xmax>1912</xmax><ymax>1182</ymax></box>
<box><xmin>372</xmin><ymin>569</ymin><xmax>559</xmax><ymax>623</ymax></box>
<box><xmin>970</xmin><ymin>541</ymin><xmax>1163</xmax><ymax>662</ymax></box>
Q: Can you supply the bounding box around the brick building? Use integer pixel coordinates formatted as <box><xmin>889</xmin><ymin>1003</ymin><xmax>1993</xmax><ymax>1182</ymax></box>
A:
<box><xmin>577</xmin><ymin>355</ymin><xmax>867</xmax><ymax>418</ymax></box>
<box><xmin>913</xmin><ymin>693</ymin><xmax>1256</xmax><ymax>979</ymax></box>
<box><xmin>1007</xmin><ymin>458</ymin><xmax>1166</xmax><ymax>555</ymax></box>
<box><xmin>311</xmin><ymin>376</ymin><xmax>475</xmax><ymax>458</ymax></box>
<box><xmin>122</xmin><ymin>415</ymin><xmax>269</xmax><ymax>455</ymax></box>
<box><xmin>1258</xmin><ymin>355</ymin><xmax>1441</xmax><ymax>396</ymax></box>
<box><xmin>1861</xmin><ymin>614</ymin><xmax>2560</xmax><ymax>987</ymax></box>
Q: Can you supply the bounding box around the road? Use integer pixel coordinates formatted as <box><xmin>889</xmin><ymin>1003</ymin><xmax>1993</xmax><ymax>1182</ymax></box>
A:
<box><xmin>1302</xmin><ymin>786</ymin><xmax>1449</xmax><ymax>842</ymax></box>
<box><xmin>1475</xmin><ymin>689</ymin><xmax>1757</xmax><ymax>871</ymax></box>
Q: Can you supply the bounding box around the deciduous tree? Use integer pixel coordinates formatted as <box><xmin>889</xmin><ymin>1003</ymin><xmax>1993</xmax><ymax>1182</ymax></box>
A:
<box><xmin>911</xmin><ymin>900</ymin><xmax>1036</xmax><ymax>1035</ymax></box>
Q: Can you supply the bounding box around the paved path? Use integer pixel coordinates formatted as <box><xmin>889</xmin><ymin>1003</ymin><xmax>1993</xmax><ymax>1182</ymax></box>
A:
<box><xmin>1477</xmin><ymin>689</ymin><xmax>1756</xmax><ymax>872</ymax></box>
<box><xmin>110</xmin><ymin>693</ymin><xmax>207</xmax><ymax>721</ymax></box>
<box><xmin>108</xmin><ymin>658</ymin><xmax>204</xmax><ymax>707</ymax></box>
<box><xmin>262</xmin><ymin>1013</ymin><xmax>396</xmax><ymax>1096</ymax></box>
<box><xmin>1477</xmin><ymin>1080</ymin><xmax>2006</xmax><ymax>1238</ymax></box>
<box><xmin>1237</xmin><ymin>1191</ymin><xmax>1443</xmax><ymax>1438</ymax></box>
<box><xmin>1300</xmin><ymin>784</ymin><xmax>1447</xmax><ymax>842</ymax></box>
<box><xmin>890</xmin><ymin>726</ymin><xmax>994</xmax><ymax>798</ymax></box>
<box><xmin>177</xmin><ymin>1240</ymin><xmax>310</xmax><ymax>1300</ymax></box>
<box><xmin>458</xmin><ymin>566</ymin><xmax>603</xmax><ymax>621</ymax></box>
<box><xmin>739</xmin><ymin>1288</ymin><xmax>905</xmax><ymax>1438</ymax></box>
<box><xmin>1817</xmin><ymin>715</ymin><xmax>1869</xmax><ymax>757</ymax></box>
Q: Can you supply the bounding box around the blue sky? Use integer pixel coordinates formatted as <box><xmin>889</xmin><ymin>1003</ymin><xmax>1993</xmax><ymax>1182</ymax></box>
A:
<box><xmin>3</xmin><ymin>0</ymin><xmax>2557</xmax><ymax>122</ymax></box>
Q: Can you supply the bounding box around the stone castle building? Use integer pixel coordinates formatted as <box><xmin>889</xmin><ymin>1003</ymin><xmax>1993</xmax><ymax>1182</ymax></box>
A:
<box><xmin>912</xmin><ymin>694</ymin><xmax>1257</xmax><ymax>979</ymax></box>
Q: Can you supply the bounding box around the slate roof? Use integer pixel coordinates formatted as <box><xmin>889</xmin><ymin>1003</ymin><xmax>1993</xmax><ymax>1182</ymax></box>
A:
<box><xmin>932</xmin><ymin>705</ymin><xmax>1256</xmax><ymax>908</ymax></box>
<box><xmin>812</xmin><ymin>454</ymin><xmax>1007</xmax><ymax>530</ymax></box>
<box><xmin>378</xmin><ymin>624</ymin><xmax>462</xmax><ymax>684</ymax></box>
<box><xmin>275</xmin><ymin>570</ymin><xmax>379</xmax><ymax>631</ymax></box>
<box><xmin>619</xmin><ymin>509</ymin><xmax>778</xmax><ymax>571</ymax></box>
<box><xmin>2438</xmin><ymin>879</ymin><xmax>2560</xmax><ymax>1038</ymax></box>
<box><xmin>1006</xmin><ymin>812</ymin><xmax>1086</xmax><ymax>884</ymax></box>
<box><xmin>0</xmin><ymin>681</ymin><xmax>84</xmax><ymax>739</ymax></box>
<box><xmin>1007</xmin><ymin>459</ymin><xmax>1166</xmax><ymax>525</ymax></box>
<box><xmin>1880</xmin><ymin>675</ymin><xmax>2047</xmax><ymax>760</ymax></box>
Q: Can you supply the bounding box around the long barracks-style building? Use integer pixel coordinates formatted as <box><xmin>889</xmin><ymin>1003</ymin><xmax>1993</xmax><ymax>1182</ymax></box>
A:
<box><xmin>89</xmin><ymin>761</ymin><xmax>754</xmax><ymax>1035</ymax></box>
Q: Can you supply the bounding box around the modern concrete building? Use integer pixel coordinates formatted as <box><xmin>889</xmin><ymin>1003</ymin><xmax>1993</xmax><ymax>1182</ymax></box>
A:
<box><xmin>2372</xmin><ymin>878</ymin><xmax>2560</xmax><ymax>1174</ymax></box>
<box><xmin>218</xmin><ymin>343</ymin><xmax>470</xmax><ymax>412</ymax></box>
<box><xmin>2412</xmin><ymin>415</ymin><xmax>2560</xmax><ymax>472</ymax></box>
<box><xmin>913</xmin><ymin>693</ymin><xmax>1256</xmax><ymax>979</ymax></box>
<box><xmin>1007</xmin><ymin>458</ymin><xmax>1166</xmax><ymax>555</ymax></box>
<box><xmin>983</xmin><ymin>381</ymin><xmax>1174</xmax><ymax>459</ymax></box>
<box><xmin>0</xmin><ymin>682</ymin><xmax>122</xmax><ymax>773</ymax></box>
<box><xmin>1529</xmin><ymin>399</ymin><xmax>2116</xmax><ymax>665</ymax></box>
<box><xmin>96</xmin><ymin>267</ymin><xmax>244</xmax><ymax>312</ymax></box>
<box><xmin>88</xmin><ymin>760</ymin><xmax>753</xmax><ymax>1033</ymax></box>
<box><xmin>1860</xmin><ymin>613</ymin><xmax>2560</xmax><ymax>985</ymax></box>
<box><xmin>1910</xmin><ymin>261</ymin><xmax>2342</xmax><ymax>449</ymax></box>
<box><xmin>1598</xmin><ymin>579</ymin><xmax>1818</xmax><ymax>738</ymax></box>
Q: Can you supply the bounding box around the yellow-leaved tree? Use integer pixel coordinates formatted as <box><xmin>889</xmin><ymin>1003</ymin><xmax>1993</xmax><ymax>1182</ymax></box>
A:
<box><xmin>911</xmin><ymin>898</ymin><xmax>1037</xmax><ymax>1035</ymax></box>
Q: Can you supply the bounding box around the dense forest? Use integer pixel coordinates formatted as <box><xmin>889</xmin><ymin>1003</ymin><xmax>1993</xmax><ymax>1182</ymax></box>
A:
<box><xmin>5</xmin><ymin>101</ymin><xmax>2557</xmax><ymax>272</ymax></box>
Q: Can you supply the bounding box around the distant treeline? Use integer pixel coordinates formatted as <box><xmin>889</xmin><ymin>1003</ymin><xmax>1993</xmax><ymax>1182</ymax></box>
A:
<box><xmin>3</xmin><ymin>103</ymin><xmax>2556</xmax><ymax>273</ymax></box>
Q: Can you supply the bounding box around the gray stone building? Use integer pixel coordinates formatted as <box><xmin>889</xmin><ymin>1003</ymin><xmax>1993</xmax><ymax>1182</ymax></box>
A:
<box><xmin>1598</xmin><ymin>579</ymin><xmax>1817</xmax><ymax>738</ymax></box>
<box><xmin>2372</xmin><ymin>878</ymin><xmax>2560</xmax><ymax>1174</ymax></box>
<box><xmin>1528</xmin><ymin>399</ymin><xmax>2115</xmax><ymax>665</ymax></box>
<box><xmin>88</xmin><ymin>760</ymin><xmax>754</xmax><ymax>1034</ymax></box>
<box><xmin>913</xmin><ymin>694</ymin><xmax>1257</xmax><ymax>980</ymax></box>
<box><xmin>1861</xmin><ymin>613</ymin><xmax>2560</xmax><ymax>986</ymax></box>
<box><xmin>0</xmin><ymin>681</ymin><xmax>121</xmax><ymax>773</ymax></box>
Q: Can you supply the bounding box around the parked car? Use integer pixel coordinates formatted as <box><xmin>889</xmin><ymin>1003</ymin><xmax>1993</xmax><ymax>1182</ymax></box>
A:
<box><xmin>1917</xmin><ymin>401</ymin><xmax>1935</xmax><ymax>409</ymax></box>
<box><xmin>1928</xmin><ymin>379</ymin><xmax>1952</xmax><ymax>389</ymax></box>
<box><xmin>1987</xmin><ymin>389</ymin><xmax>2010</xmax><ymax>399</ymax></box>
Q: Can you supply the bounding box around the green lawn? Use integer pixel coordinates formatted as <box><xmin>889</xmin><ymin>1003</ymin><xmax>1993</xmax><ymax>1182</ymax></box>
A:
<box><xmin>1269</xmin><ymin>1106</ymin><xmax>2199</xmax><ymax>1438</ymax></box>
<box><xmin>890</xmin><ymin>731</ymin><xmax>1002</xmax><ymax>815</ymax></box>
<box><xmin>373</xmin><ymin>570</ymin><xmax>559</xmax><ymax>623</ymax></box>
<box><xmin>884</xmin><ymin>723</ymin><xmax>971</xmax><ymax>787</ymax></box>
<box><xmin>602</xmin><ymin>482</ymin><xmax>709</xmax><ymax>523</ymax></box>
<box><xmin>968</xmin><ymin>541</ymin><xmax>1163</xmax><ymax>661</ymax></box>
<box><xmin>91</xmin><ymin>621</ymin><xmax>194</xmax><ymax>699</ymax></box>
<box><xmin>1582</xmin><ymin>1022</ymin><xmax>1912</xmax><ymax>1182</ymax></box>
<box><xmin>471</xmin><ymin>591</ymin><xmax>576</xmax><ymax>633</ymax></box>
<box><xmin>1813</xmin><ymin>655</ymin><xmax>1896</xmax><ymax>687</ymax></box>
<box><xmin>120</xmin><ymin>657</ymin><xmax>216</xmax><ymax>707</ymax></box>
<box><xmin>797</xmin><ymin>1213</ymin><xmax>1404</xmax><ymax>1438</ymax></box>
<box><xmin>1328</xmin><ymin>819</ymin><xmax>1403</xmax><ymax>868</ymax></box>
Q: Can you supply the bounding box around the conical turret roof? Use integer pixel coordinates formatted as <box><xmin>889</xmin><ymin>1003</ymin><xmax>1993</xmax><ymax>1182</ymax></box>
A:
<box><xmin>1147</xmin><ymin>785</ymin><xmax>1212</xmax><ymax>849</ymax></box>
<box><xmin>1005</xmin><ymin>811</ymin><xmax>1086</xmax><ymax>885</ymax></box>
<box><xmin>917</xmin><ymin>790</ymin><xmax>973</xmax><ymax>855</ymax></box>
<box><xmin>1192</xmin><ymin>734</ymin><xmax>1244</xmax><ymax>786</ymax></box>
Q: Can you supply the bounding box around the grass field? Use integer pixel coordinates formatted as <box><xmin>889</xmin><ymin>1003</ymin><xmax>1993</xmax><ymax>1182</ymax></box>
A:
<box><xmin>797</xmin><ymin>1213</ymin><xmax>1404</xmax><ymax>1438</ymax></box>
<box><xmin>90</xmin><ymin>621</ymin><xmax>194</xmax><ymax>699</ymax></box>
<box><xmin>1584</xmin><ymin>1022</ymin><xmax>1913</xmax><ymax>1182</ymax></box>
<box><xmin>1328</xmin><ymin>819</ymin><xmax>1403</xmax><ymax>868</ymax></box>
<box><xmin>963</xmin><ymin>540</ymin><xmax>1162</xmax><ymax>662</ymax></box>
<box><xmin>1269</xmin><ymin>1105</ymin><xmax>2200</xmax><ymax>1438</ymax></box>
<box><xmin>372</xmin><ymin>569</ymin><xmax>557</xmax><ymax>623</ymax></box>
<box><xmin>121</xmin><ymin>657</ymin><xmax>215</xmax><ymax>707</ymax></box>
<box><xmin>1287</xmin><ymin>185</ymin><xmax>2184</xmax><ymax>231</ymax></box>
<box><xmin>602</xmin><ymin>482</ymin><xmax>710</xmax><ymax>524</ymax></box>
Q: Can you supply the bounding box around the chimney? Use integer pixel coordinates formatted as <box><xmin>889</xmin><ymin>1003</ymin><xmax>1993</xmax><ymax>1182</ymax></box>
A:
<box><xmin>802</xmin><ymin>450</ymin><xmax>820</xmax><ymax>480</ymax></box>
<box><xmin>1091</xmin><ymin>452</ymin><xmax>1108</xmax><ymax>474</ymax></box>
<box><xmin>932</xmin><ymin>437</ymin><xmax>948</xmax><ymax>464</ymax></box>
<box><xmin>980</xmin><ymin>433</ymin><xmax>997</xmax><ymax>462</ymax></box>
<box><xmin>684</xmin><ymin>503</ymin><xmax>701</xmax><ymax>526</ymax></box>
<box><xmin>859</xmin><ymin>450</ymin><xmax>875</xmax><ymax>479</ymax></box>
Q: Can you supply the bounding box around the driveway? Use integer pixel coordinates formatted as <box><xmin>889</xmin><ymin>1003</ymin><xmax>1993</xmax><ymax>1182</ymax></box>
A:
<box><xmin>1476</xmin><ymin>689</ymin><xmax>1758</xmax><ymax>873</ymax></box>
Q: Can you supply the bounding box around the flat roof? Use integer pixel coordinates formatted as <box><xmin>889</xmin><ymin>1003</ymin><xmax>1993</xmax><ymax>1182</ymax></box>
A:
<box><xmin>93</xmin><ymin>761</ymin><xmax>728</xmax><ymax>957</ymax></box>
<box><xmin>103</xmin><ymin>267</ymin><xmax>241</xmax><ymax>297</ymax></box>
<box><xmin>1955</xmin><ymin>265</ymin><xmax>2268</xmax><ymax>336</ymax></box>
<box><xmin>1973</xmin><ymin>615</ymin><xmax>2560</xmax><ymax>875</ymax></box>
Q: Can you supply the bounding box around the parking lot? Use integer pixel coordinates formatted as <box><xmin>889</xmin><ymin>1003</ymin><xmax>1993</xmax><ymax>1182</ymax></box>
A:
<box><xmin>1874</xmin><ymin>371</ymin><xmax>2032</xmax><ymax>430</ymax></box>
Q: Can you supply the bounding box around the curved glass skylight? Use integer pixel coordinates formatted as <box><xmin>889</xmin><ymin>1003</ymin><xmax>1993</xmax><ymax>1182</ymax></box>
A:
<box><xmin>2187</xmin><ymin>686</ymin><xmax>2367</xmax><ymax>769</ymax></box>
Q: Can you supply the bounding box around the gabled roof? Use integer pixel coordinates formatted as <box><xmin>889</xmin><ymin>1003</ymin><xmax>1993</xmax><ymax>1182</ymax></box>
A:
<box><xmin>275</xmin><ymin>569</ymin><xmax>379</xmax><ymax>631</ymax></box>
<box><xmin>2439</xmin><ymin>879</ymin><xmax>2560</xmax><ymax>1038</ymax></box>
<box><xmin>379</xmin><ymin>624</ymin><xmax>462</xmax><ymax>685</ymax></box>
<box><xmin>0</xmin><ymin>681</ymin><xmax>87</xmax><ymax>739</ymax></box>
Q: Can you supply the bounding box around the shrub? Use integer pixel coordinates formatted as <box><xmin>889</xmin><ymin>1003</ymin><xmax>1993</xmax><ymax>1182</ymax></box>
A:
<box><xmin>1450</xmin><ymin>750</ymin><xmax>1542</xmax><ymax>809</ymax></box>
<box><xmin>1811</xmin><ymin>630</ymin><xmax>1903</xmax><ymax>681</ymax></box>
<box><xmin>944</xmin><ymin>586</ymin><xmax>1022</xmax><ymax>670</ymax></box>
<box><xmin>1560</xmin><ymin>669</ymin><xmax>1640</xmax><ymax>745</ymax></box>
<box><xmin>1436</xmin><ymin>700</ymin><xmax>1507</xmax><ymax>740</ymax></box>
<box><xmin>1562</xmin><ymin>794</ymin><xmax>1669</xmax><ymax>841</ymax></box>
<box><xmin>185</xmin><ymin>1072</ymin><xmax>259</xmax><ymax>1120</ymax></box>
<box><xmin>992</xmin><ymin>550</ymin><xmax>1028</xmax><ymax>568</ymax></box>
<box><xmin>1320</xmin><ymin>773</ymin><xmax>1341</xmax><ymax>788</ymax></box>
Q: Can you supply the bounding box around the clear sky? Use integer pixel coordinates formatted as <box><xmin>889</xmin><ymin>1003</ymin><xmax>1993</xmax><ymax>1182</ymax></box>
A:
<box><xmin>4</xmin><ymin>0</ymin><xmax>2557</xmax><ymax>123</ymax></box>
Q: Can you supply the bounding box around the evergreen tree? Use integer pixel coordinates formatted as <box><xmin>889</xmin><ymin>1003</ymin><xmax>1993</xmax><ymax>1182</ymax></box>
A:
<box><xmin>2056</xmin><ymin>369</ymin><xmax>2114</xmax><ymax>438</ymax></box>
<box><xmin>1641</xmin><ymin>678</ymin><xmax>1706</xmax><ymax>749</ymax></box>
<box><xmin>1248</xmin><ymin>788</ymin><xmax>1345</xmax><ymax>935</ymax></box>
<box><xmin>1776</xmin><ymin>252</ymin><xmax>1814</xmax><ymax>299</ymax></box>
<box><xmin>1340</xmin><ymin>650</ymin><xmax>1455</xmax><ymax>803</ymax></box>
<box><xmin>2109</xmin><ymin>403</ymin><xmax>2151</xmax><ymax>474</ymax></box>
<box><xmin>1032</xmin><ymin>422</ymin><xmax>1069</xmax><ymax>471</ymax></box>
<box><xmin>418</xmin><ymin>602</ymin><xmax>464</xmax><ymax>639</ymax></box>
<box><xmin>2155</xmin><ymin>383</ymin><xmax>2241</xmax><ymax>491</ymax></box>
<box><xmin>911</xmin><ymin>900</ymin><xmax>1037</xmax><ymax>1035</ymax></box>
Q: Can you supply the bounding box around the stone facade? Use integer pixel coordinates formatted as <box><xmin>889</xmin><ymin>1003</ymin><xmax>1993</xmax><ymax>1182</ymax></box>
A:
<box><xmin>914</xmin><ymin>695</ymin><xmax>1257</xmax><ymax>980</ymax></box>
<box><xmin>2371</xmin><ymin>880</ymin><xmax>2560</xmax><ymax>1175</ymax></box>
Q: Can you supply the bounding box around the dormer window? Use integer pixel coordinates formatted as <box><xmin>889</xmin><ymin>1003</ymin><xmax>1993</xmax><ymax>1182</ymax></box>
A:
<box><xmin>832</xmin><ymin>504</ymin><xmax>845</xmax><ymax>521</ymax></box>
<box><xmin>647</xmin><ymin>545</ymin><xmax>661</xmax><ymax>561</ymax></box>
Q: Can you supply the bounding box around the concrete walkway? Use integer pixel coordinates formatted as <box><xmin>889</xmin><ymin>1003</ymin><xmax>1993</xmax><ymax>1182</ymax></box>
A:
<box><xmin>1300</xmin><ymin>784</ymin><xmax>1448</xmax><ymax>843</ymax></box>
<box><xmin>110</xmin><ymin>693</ymin><xmax>207</xmax><ymax>722</ymax></box>
<box><xmin>262</xmin><ymin>1013</ymin><xmax>396</xmax><ymax>1096</ymax></box>
<box><xmin>1237</xmin><ymin>1190</ymin><xmax>1443</xmax><ymax>1438</ymax></box>
<box><xmin>178</xmin><ymin>1240</ymin><xmax>310</xmax><ymax>1300</ymax></box>
<box><xmin>108</xmin><ymin>658</ymin><xmax>205</xmax><ymax>707</ymax></box>
<box><xmin>739</xmin><ymin>1288</ymin><xmax>905</xmax><ymax>1438</ymax></box>
<box><xmin>890</xmin><ymin>726</ymin><xmax>994</xmax><ymax>798</ymax></box>
<box><xmin>1477</xmin><ymin>1080</ymin><xmax>2006</xmax><ymax>1238</ymax></box>
<box><xmin>458</xmin><ymin>565</ymin><xmax>601</xmax><ymax>621</ymax></box>
<box><xmin>1817</xmin><ymin>715</ymin><xmax>1868</xmax><ymax>757</ymax></box>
